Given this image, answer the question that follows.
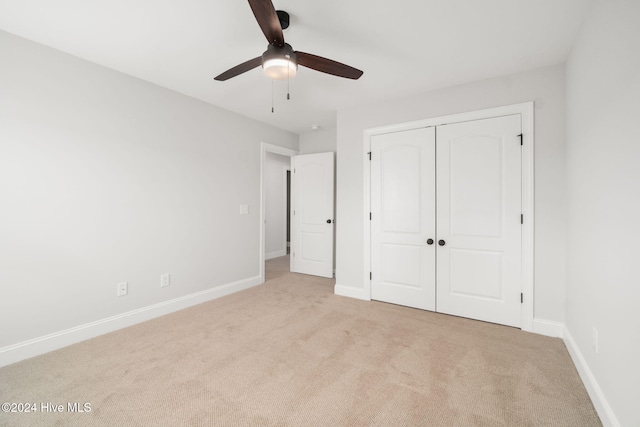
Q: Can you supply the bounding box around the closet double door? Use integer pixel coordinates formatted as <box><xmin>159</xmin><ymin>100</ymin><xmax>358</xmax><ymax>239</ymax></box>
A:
<box><xmin>370</xmin><ymin>115</ymin><xmax>522</xmax><ymax>327</ymax></box>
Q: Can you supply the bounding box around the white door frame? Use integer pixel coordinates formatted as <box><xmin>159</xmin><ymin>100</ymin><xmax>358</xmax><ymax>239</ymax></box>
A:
<box><xmin>260</xmin><ymin>142</ymin><xmax>298</xmax><ymax>283</ymax></box>
<box><xmin>362</xmin><ymin>102</ymin><xmax>534</xmax><ymax>331</ymax></box>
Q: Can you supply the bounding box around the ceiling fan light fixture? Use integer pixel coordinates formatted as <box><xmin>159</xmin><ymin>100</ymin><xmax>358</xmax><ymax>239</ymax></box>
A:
<box><xmin>263</xmin><ymin>57</ymin><xmax>297</xmax><ymax>80</ymax></box>
<box><xmin>262</xmin><ymin>43</ymin><xmax>298</xmax><ymax>80</ymax></box>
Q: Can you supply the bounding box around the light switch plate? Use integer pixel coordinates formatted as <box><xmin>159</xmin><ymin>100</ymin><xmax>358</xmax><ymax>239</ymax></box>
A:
<box><xmin>240</xmin><ymin>204</ymin><xmax>249</xmax><ymax>215</ymax></box>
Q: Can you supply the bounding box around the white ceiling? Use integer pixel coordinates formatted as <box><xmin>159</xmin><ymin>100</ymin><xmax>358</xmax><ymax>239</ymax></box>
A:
<box><xmin>0</xmin><ymin>0</ymin><xmax>592</xmax><ymax>135</ymax></box>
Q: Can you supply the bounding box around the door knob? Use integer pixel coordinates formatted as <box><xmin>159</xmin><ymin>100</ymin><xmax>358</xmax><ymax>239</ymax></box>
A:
<box><xmin>438</xmin><ymin>240</ymin><xmax>446</xmax><ymax>246</ymax></box>
<box><xmin>427</xmin><ymin>238</ymin><xmax>434</xmax><ymax>245</ymax></box>
<box><xmin>326</xmin><ymin>219</ymin><xmax>333</xmax><ymax>224</ymax></box>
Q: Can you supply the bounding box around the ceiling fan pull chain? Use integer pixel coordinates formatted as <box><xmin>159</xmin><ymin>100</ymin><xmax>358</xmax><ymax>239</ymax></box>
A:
<box><xmin>287</xmin><ymin>66</ymin><xmax>291</xmax><ymax>100</ymax></box>
<box><xmin>271</xmin><ymin>79</ymin><xmax>275</xmax><ymax>113</ymax></box>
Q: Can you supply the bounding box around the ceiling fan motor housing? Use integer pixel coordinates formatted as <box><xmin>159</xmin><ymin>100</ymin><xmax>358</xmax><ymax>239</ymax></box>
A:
<box><xmin>262</xmin><ymin>43</ymin><xmax>298</xmax><ymax>79</ymax></box>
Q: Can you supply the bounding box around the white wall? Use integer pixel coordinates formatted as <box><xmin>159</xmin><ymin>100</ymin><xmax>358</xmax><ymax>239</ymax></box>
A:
<box><xmin>335</xmin><ymin>64</ymin><xmax>567</xmax><ymax>324</ymax></box>
<box><xmin>0</xmin><ymin>31</ymin><xmax>298</xmax><ymax>358</ymax></box>
<box><xmin>299</xmin><ymin>126</ymin><xmax>337</xmax><ymax>154</ymax></box>
<box><xmin>264</xmin><ymin>152</ymin><xmax>290</xmax><ymax>259</ymax></box>
<box><xmin>564</xmin><ymin>1</ymin><xmax>640</xmax><ymax>425</ymax></box>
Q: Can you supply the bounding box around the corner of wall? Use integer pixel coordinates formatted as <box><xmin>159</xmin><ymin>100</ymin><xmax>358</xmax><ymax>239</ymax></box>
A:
<box><xmin>532</xmin><ymin>318</ymin><xmax>565</xmax><ymax>338</ymax></box>
<box><xmin>334</xmin><ymin>284</ymin><xmax>370</xmax><ymax>301</ymax></box>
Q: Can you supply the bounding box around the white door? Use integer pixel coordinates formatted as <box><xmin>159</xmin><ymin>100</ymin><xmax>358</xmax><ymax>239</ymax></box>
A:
<box><xmin>436</xmin><ymin>115</ymin><xmax>522</xmax><ymax>327</ymax></box>
<box><xmin>291</xmin><ymin>152</ymin><xmax>335</xmax><ymax>278</ymax></box>
<box><xmin>369</xmin><ymin>115</ymin><xmax>523</xmax><ymax>327</ymax></box>
<box><xmin>370</xmin><ymin>127</ymin><xmax>436</xmax><ymax>310</ymax></box>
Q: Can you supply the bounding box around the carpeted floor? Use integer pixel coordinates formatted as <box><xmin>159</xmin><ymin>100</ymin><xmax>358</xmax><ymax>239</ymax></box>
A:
<box><xmin>0</xmin><ymin>256</ymin><xmax>600</xmax><ymax>426</ymax></box>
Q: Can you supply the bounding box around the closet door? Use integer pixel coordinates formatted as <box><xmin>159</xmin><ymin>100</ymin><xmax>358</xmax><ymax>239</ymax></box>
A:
<box><xmin>370</xmin><ymin>127</ymin><xmax>436</xmax><ymax>310</ymax></box>
<box><xmin>435</xmin><ymin>115</ymin><xmax>522</xmax><ymax>327</ymax></box>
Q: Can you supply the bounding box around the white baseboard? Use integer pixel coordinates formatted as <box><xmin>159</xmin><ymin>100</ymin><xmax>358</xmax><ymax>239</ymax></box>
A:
<box><xmin>563</xmin><ymin>327</ymin><xmax>620</xmax><ymax>427</ymax></box>
<box><xmin>0</xmin><ymin>275</ymin><xmax>262</xmax><ymax>368</ymax></box>
<box><xmin>334</xmin><ymin>283</ymin><xmax>370</xmax><ymax>301</ymax></box>
<box><xmin>532</xmin><ymin>318</ymin><xmax>565</xmax><ymax>337</ymax></box>
<box><xmin>265</xmin><ymin>249</ymin><xmax>287</xmax><ymax>260</ymax></box>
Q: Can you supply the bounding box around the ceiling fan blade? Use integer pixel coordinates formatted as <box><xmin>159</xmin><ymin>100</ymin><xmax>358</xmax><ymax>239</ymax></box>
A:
<box><xmin>248</xmin><ymin>0</ymin><xmax>285</xmax><ymax>47</ymax></box>
<box><xmin>214</xmin><ymin>57</ymin><xmax>262</xmax><ymax>81</ymax></box>
<box><xmin>296</xmin><ymin>52</ymin><xmax>363</xmax><ymax>80</ymax></box>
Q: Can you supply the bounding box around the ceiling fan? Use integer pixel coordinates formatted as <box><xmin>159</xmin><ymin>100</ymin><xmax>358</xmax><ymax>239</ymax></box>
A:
<box><xmin>214</xmin><ymin>0</ymin><xmax>363</xmax><ymax>82</ymax></box>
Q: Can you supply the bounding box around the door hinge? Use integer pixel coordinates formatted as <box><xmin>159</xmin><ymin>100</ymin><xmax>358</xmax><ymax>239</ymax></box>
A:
<box><xmin>369</xmin><ymin>212</ymin><xmax>372</xmax><ymax>220</ymax></box>
<box><xmin>518</xmin><ymin>134</ymin><xmax>523</xmax><ymax>146</ymax></box>
<box><xmin>368</xmin><ymin>152</ymin><xmax>371</xmax><ymax>160</ymax></box>
<box><xmin>521</xmin><ymin>214</ymin><xmax>523</xmax><ymax>224</ymax></box>
<box><xmin>370</xmin><ymin>272</ymin><xmax>372</xmax><ymax>280</ymax></box>
<box><xmin>521</xmin><ymin>293</ymin><xmax>523</xmax><ymax>303</ymax></box>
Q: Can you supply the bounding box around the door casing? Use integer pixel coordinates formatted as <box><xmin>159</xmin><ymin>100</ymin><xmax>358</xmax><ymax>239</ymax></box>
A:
<box><xmin>362</xmin><ymin>102</ymin><xmax>534</xmax><ymax>331</ymax></box>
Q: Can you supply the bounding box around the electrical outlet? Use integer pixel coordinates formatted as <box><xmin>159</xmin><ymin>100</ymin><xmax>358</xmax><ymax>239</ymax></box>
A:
<box><xmin>592</xmin><ymin>327</ymin><xmax>599</xmax><ymax>354</ymax></box>
<box><xmin>117</xmin><ymin>282</ymin><xmax>128</xmax><ymax>297</ymax></box>
<box><xmin>160</xmin><ymin>273</ymin><xmax>170</xmax><ymax>288</ymax></box>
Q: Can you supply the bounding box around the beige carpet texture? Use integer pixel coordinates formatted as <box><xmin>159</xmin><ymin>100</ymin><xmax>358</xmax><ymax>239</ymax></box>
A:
<box><xmin>0</xmin><ymin>256</ymin><xmax>600</xmax><ymax>426</ymax></box>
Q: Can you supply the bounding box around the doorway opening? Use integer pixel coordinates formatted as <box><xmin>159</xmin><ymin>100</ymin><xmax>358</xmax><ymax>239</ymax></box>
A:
<box><xmin>260</xmin><ymin>142</ymin><xmax>297</xmax><ymax>284</ymax></box>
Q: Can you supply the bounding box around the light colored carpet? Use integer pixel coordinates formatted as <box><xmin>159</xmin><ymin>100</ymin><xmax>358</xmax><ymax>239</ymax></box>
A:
<box><xmin>0</xmin><ymin>256</ymin><xmax>600</xmax><ymax>426</ymax></box>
